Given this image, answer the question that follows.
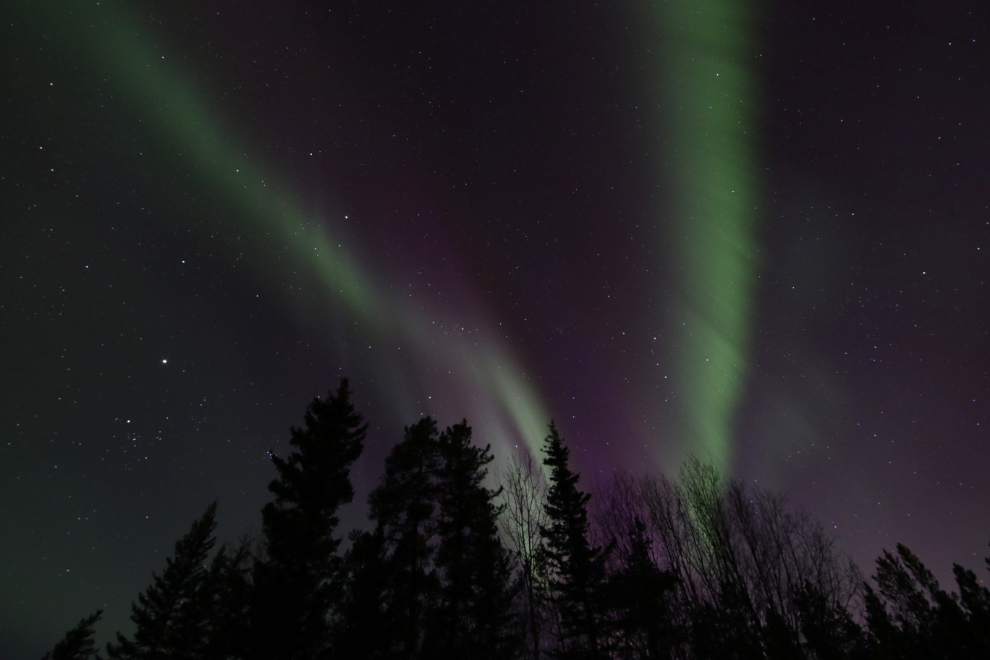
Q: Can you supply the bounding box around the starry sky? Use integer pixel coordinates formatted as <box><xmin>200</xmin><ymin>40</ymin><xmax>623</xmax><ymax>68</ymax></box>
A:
<box><xmin>2</xmin><ymin>0</ymin><xmax>988</xmax><ymax>656</ymax></box>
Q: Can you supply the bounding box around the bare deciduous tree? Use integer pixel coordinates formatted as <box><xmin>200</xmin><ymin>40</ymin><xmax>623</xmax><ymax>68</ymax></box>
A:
<box><xmin>498</xmin><ymin>450</ymin><xmax>550</xmax><ymax>660</ymax></box>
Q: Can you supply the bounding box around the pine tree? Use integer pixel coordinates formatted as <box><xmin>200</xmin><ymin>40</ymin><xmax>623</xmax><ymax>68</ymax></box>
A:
<box><xmin>250</xmin><ymin>379</ymin><xmax>367</xmax><ymax>660</ymax></box>
<box><xmin>538</xmin><ymin>422</ymin><xmax>610</xmax><ymax>660</ymax></box>
<box><xmin>107</xmin><ymin>503</ymin><xmax>218</xmax><ymax>660</ymax></box>
<box><xmin>43</xmin><ymin>610</ymin><xmax>103</xmax><ymax>660</ymax></box>
<box><xmin>423</xmin><ymin>421</ymin><xmax>519</xmax><ymax>660</ymax></box>
<box><xmin>865</xmin><ymin>543</ymin><xmax>990</xmax><ymax>659</ymax></box>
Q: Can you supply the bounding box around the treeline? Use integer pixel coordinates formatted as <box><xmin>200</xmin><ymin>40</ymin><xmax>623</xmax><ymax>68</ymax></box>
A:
<box><xmin>45</xmin><ymin>380</ymin><xmax>990</xmax><ymax>660</ymax></box>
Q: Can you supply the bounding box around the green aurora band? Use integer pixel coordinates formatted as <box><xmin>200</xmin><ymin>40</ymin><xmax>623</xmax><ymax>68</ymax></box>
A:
<box><xmin>656</xmin><ymin>0</ymin><xmax>761</xmax><ymax>473</ymax></box>
<box><xmin>32</xmin><ymin>1</ymin><xmax>760</xmax><ymax>475</ymax></box>
<box><xmin>33</xmin><ymin>2</ymin><xmax>550</xmax><ymax>459</ymax></box>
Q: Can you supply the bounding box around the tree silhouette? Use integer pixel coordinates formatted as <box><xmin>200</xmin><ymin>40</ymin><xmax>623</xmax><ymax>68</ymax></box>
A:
<box><xmin>499</xmin><ymin>451</ymin><xmax>550</xmax><ymax>660</ymax></box>
<box><xmin>43</xmin><ymin>611</ymin><xmax>103</xmax><ymax>660</ymax></box>
<box><xmin>789</xmin><ymin>579</ymin><xmax>864</xmax><ymax>660</ymax></box>
<box><xmin>249</xmin><ymin>378</ymin><xmax>367</xmax><ymax>660</ymax></box>
<box><xmin>201</xmin><ymin>539</ymin><xmax>253</xmax><ymax>660</ymax></box>
<box><xmin>607</xmin><ymin>517</ymin><xmax>680</xmax><ymax>660</ymax></box>
<box><xmin>423</xmin><ymin>421</ymin><xmax>519</xmax><ymax>660</ymax></box>
<box><xmin>47</xmin><ymin>389</ymin><xmax>990</xmax><ymax>660</ymax></box>
<box><xmin>538</xmin><ymin>422</ymin><xmax>610</xmax><ymax>660</ymax></box>
<box><xmin>865</xmin><ymin>542</ymin><xmax>990</xmax><ymax>659</ymax></box>
<box><xmin>953</xmin><ymin>552</ymin><xmax>990</xmax><ymax>648</ymax></box>
<box><xmin>106</xmin><ymin>503</ymin><xmax>218</xmax><ymax>660</ymax></box>
<box><xmin>333</xmin><ymin>527</ymin><xmax>396</xmax><ymax>659</ymax></box>
<box><xmin>365</xmin><ymin>416</ymin><xmax>442</xmax><ymax>659</ymax></box>
<box><xmin>627</xmin><ymin>458</ymin><xmax>867</xmax><ymax>660</ymax></box>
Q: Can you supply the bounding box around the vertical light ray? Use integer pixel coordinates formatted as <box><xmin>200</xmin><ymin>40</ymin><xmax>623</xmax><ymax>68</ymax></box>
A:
<box><xmin>657</xmin><ymin>0</ymin><xmax>761</xmax><ymax>472</ymax></box>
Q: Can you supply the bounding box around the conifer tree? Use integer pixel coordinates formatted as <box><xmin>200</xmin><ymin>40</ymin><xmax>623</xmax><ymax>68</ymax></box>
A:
<box><xmin>608</xmin><ymin>517</ymin><xmax>679</xmax><ymax>660</ymax></box>
<box><xmin>201</xmin><ymin>540</ymin><xmax>252</xmax><ymax>660</ymax></box>
<box><xmin>333</xmin><ymin>528</ymin><xmax>396</xmax><ymax>659</ymax></box>
<box><xmin>864</xmin><ymin>543</ymin><xmax>990</xmax><ymax>659</ymax></box>
<box><xmin>366</xmin><ymin>417</ymin><xmax>442</xmax><ymax>659</ymax></box>
<box><xmin>250</xmin><ymin>379</ymin><xmax>367</xmax><ymax>660</ymax></box>
<box><xmin>423</xmin><ymin>421</ymin><xmax>519</xmax><ymax>660</ymax></box>
<box><xmin>43</xmin><ymin>611</ymin><xmax>103</xmax><ymax>660</ymax></box>
<box><xmin>954</xmin><ymin>554</ymin><xmax>990</xmax><ymax>647</ymax></box>
<box><xmin>107</xmin><ymin>503</ymin><xmax>218</xmax><ymax>660</ymax></box>
<box><xmin>538</xmin><ymin>422</ymin><xmax>610</xmax><ymax>660</ymax></box>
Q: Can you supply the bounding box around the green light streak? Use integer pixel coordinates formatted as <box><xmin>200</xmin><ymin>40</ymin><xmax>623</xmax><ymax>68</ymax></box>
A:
<box><xmin>81</xmin><ymin>10</ymin><xmax>380</xmax><ymax>328</ymax></box>
<box><xmin>37</xmin><ymin>2</ymin><xmax>550</xmax><ymax>458</ymax></box>
<box><xmin>657</xmin><ymin>0</ymin><xmax>761</xmax><ymax>472</ymax></box>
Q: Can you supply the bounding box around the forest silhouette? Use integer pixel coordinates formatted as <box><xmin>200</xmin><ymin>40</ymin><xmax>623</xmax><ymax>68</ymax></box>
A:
<box><xmin>44</xmin><ymin>379</ymin><xmax>990</xmax><ymax>659</ymax></box>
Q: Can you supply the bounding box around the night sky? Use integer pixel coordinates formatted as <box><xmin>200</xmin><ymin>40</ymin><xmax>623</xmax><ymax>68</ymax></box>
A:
<box><xmin>2</xmin><ymin>0</ymin><xmax>988</xmax><ymax>656</ymax></box>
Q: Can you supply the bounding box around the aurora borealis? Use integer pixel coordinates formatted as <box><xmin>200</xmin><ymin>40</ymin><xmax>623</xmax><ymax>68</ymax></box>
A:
<box><xmin>654</xmin><ymin>0</ymin><xmax>760</xmax><ymax>471</ymax></box>
<box><xmin>34</xmin><ymin>0</ymin><xmax>553</xmax><ymax>459</ymax></box>
<box><xmin>2</xmin><ymin>0</ymin><xmax>989</xmax><ymax>657</ymax></box>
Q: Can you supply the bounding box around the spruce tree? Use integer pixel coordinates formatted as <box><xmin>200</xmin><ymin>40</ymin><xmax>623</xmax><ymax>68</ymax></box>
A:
<box><xmin>43</xmin><ymin>610</ymin><xmax>103</xmax><ymax>660</ymax></box>
<box><xmin>366</xmin><ymin>416</ymin><xmax>442</xmax><ymax>659</ymax></box>
<box><xmin>538</xmin><ymin>422</ymin><xmax>610</xmax><ymax>660</ymax></box>
<box><xmin>107</xmin><ymin>503</ymin><xmax>218</xmax><ymax>660</ymax></box>
<box><xmin>423</xmin><ymin>421</ymin><xmax>519</xmax><ymax>660</ymax></box>
<box><xmin>249</xmin><ymin>379</ymin><xmax>367</xmax><ymax>660</ymax></box>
